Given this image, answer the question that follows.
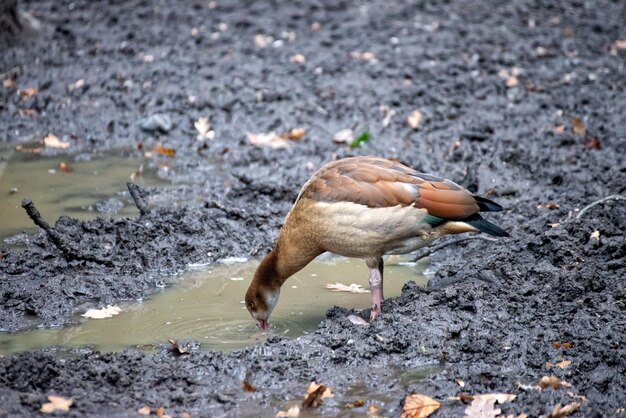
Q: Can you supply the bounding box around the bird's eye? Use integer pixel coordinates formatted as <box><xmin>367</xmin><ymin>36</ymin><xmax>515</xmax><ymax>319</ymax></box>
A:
<box><xmin>249</xmin><ymin>302</ymin><xmax>255</xmax><ymax>309</ymax></box>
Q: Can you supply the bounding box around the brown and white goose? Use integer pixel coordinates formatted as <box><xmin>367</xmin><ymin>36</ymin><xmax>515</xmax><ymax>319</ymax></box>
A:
<box><xmin>245</xmin><ymin>156</ymin><xmax>508</xmax><ymax>330</ymax></box>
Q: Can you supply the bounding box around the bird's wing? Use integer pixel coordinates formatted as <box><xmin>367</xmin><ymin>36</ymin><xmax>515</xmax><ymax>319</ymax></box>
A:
<box><xmin>301</xmin><ymin>156</ymin><xmax>482</xmax><ymax>219</ymax></box>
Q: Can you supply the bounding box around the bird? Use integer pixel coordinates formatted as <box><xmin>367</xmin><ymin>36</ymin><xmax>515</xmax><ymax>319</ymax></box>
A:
<box><xmin>245</xmin><ymin>156</ymin><xmax>509</xmax><ymax>330</ymax></box>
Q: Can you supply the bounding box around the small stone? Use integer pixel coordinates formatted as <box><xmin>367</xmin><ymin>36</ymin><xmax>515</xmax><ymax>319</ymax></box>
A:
<box><xmin>139</xmin><ymin>113</ymin><xmax>173</xmax><ymax>133</ymax></box>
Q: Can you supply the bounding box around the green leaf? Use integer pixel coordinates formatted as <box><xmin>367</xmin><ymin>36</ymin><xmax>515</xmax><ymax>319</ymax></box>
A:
<box><xmin>349</xmin><ymin>131</ymin><xmax>371</xmax><ymax>149</ymax></box>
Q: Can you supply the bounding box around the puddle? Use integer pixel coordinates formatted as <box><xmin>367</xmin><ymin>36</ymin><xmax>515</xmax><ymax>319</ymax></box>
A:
<box><xmin>0</xmin><ymin>257</ymin><xmax>428</xmax><ymax>355</ymax></box>
<box><xmin>0</xmin><ymin>148</ymin><xmax>169</xmax><ymax>239</ymax></box>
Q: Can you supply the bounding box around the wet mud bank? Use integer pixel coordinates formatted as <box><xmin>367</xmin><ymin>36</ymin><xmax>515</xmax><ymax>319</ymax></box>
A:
<box><xmin>1</xmin><ymin>0</ymin><xmax>625</xmax><ymax>416</ymax></box>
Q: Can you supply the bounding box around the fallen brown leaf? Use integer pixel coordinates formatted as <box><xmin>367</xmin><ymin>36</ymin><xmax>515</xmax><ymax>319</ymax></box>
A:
<box><xmin>401</xmin><ymin>394</ymin><xmax>440</xmax><ymax>418</ymax></box>
<box><xmin>303</xmin><ymin>382</ymin><xmax>333</xmax><ymax>408</ymax></box>
<box><xmin>552</xmin><ymin>342</ymin><xmax>574</xmax><ymax>349</ymax></box>
<box><xmin>242</xmin><ymin>380</ymin><xmax>257</xmax><ymax>392</ymax></box>
<box><xmin>20</xmin><ymin>87</ymin><xmax>39</xmax><ymax>98</ymax></box>
<box><xmin>137</xmin><ymin>406</ymin><xmax>151</xmax><ymax>415</ymax></box>
<box><xmin>473</xmin><ymin>393</ymin><xmax>516</xmax><ymax>404</ymax></box>
<box><xmin>537</xmin><ymin>202</ymin><xmax>560</xmax><ymax>210</ymax></box>
<box><xmin>40</xmin><ymin>395</ymin><xmax>73</xmax><ymax>413</ymax></box>
<box><xmin>44</xmin><ymin>134</ymin><xmax>70</xmax><ymax>149</ymax></box>
<box><xmin>407</xmin><ymin>110</ymin><xmax>423</xmax><ymax>129</ymax></box>
<box><xmin>584</xmin><ymin>137</ymin><xmax>601</xmax><ymax>149</ymax></box>
<box><xmin>539</xmin><ymin>375</ymin><xmax>572</xmax><ymax>390</ymax></box>
<box><xmin>155</xmin><ymin>406</ymin><xmax>166</xmax><ymax>417</ymax></box>
<box><xmin>325</xmin><ymin>283</ymin><xmax>369</xmax><ymax>293</ymax></box>
<box><xmin>58</xmin><ymin>162</ymin><xmax>73</xmax><ymax>172</ymax></box>
<box><xmin>3</xmin><ymin>76</ymin><xmax>16</xmax><ymax>89</ymax></box>
<box><xmin>289</xmin><ymin>54</ymin><xmax>306</xmax><ymax>65</ymax></box>
<box><xmin>168</xmin><ymin>339</ymin><xmax>189</xmax><ymax>355</ymax></box>
<box><xmin>82</xmin><ymin>305</ymin><xmax>121</xmax><ymax>319</ymax></box>
<box><xmin>194</xmin><ymin>117</ymin><xmax>215</xmax><ymax>140</ymax></box>
<box><xmin>276</xmin><ymin>405</ymin><xmax>300</xmax><ymax>417</ymax></box>
<box><xmin>571</xmin><ymin>117</ymin><xmax>586</xmax><ymax>137</ymax></box>
<box><xmin>553</xmin><ymin>125</ymin><xmax>565</xmax><ymax>134</ymax></box>
<box><xmin>612</xmin><ymin>39</ymin><xmax>626</xmax><ymax>50</ymax></box>
<box><xmin>153</xmin><ymin>144</ymin><xmax>176</xmax><ymax>156</ymax></box>
<box><xmin>548</xmin><ymin>402</ymin><xmax>580</xmax><ymax>418</ymax></box>
<box><xmin>556</xmin><ymin>359</ymin><xmax>572</xmax><ymax>369</ymax></box>
<box><xmin>350</xmin><ymin>51</ymin><xmax>376</xmax><ymax>61</ymax></box>
<box><xmin>280</xmin><ymin>128</ymin><xmax>307</xmax><ymax>141</ymax></box>
<box><xmin>18</xmin><ymin>108</ymin><xmax>36</xmax><ymax>117</ymax></box>
<box><xmin>247</xmin><ymin>132</ymin><xmax>290</xmax><ymax>149</ymax></box>
<box><xmin>332</xmin><ymin>128</ymin><xmax>354</xmax><ymax>144</ymax></box>
<box><xmin>463</xmin><ymin>396</ymin><xmax>500</xmax><ymax>418</ymax></box>
<box><xmin>347</xmin><ymin>314</ymin><xmax>370</xmax><ymax>326</ymax></box>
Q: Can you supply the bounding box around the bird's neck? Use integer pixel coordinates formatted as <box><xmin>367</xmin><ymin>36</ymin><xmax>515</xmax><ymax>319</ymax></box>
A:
<box><xmin>254</xmin><ymin>233</ymin><xmax>321</xmax><ymax>290</ymax></box>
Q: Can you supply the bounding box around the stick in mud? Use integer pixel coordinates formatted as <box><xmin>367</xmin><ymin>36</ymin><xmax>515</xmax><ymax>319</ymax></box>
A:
<box><xmin>575</xmin><ymin>194</ymin><xmax>625</xmax><ymax>220</ymax></box>
<box><xmin>127</xmin><ymin>182</ymin><xmax>151</xmax><ymax>216</ymax></box>
<box><xmin>21</xmin><ymin>198</ymin><xmax>113</xmax><ymax>266</ymax></box>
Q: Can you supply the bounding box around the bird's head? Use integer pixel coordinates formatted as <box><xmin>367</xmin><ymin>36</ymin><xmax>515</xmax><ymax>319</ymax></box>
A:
<box><xmin>245</xmin><ymin>283</ymin><xmax>280</xmax><ymax>331</ymax></box>
<box><xmin>246</xmin><ymin>250</ymin><xmax>282</xmax><ymax>331</ymax></box>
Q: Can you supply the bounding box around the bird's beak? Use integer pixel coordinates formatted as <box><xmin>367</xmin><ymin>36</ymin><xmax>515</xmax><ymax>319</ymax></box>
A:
<box><xmin>257</xmin><ymin>319</ymin><xmax>269</xmax><ymax>331</ymax></box>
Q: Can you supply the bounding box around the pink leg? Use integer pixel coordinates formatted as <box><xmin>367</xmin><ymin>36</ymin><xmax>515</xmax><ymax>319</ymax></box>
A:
<box><xmin>369</xmin><ymin>258</ymin><xmax>384</xmax><ymax>320</ymax></box>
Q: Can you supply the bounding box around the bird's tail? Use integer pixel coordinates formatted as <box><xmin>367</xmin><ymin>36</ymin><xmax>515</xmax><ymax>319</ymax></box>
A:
<box><xmin>464</xmin><ymin>213</ymin><xmax>509</xmax><ymax>237</ymax></box>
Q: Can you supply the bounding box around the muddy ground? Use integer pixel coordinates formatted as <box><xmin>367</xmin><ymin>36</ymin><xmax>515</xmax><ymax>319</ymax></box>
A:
<box><xmin>1</xmin><ymin>0</ymin><xmax>625</xmax><ymax>416</ymax></box>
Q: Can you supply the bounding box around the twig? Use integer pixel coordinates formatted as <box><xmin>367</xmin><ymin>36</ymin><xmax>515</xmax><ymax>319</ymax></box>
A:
<box><xmin>411</xmin><ymin>235</ymin><xmax>499</xmax><ymax>262</ymax></box>
<box><xmin>575</xmin><ymin>194</ymin><xmax>625</xmax><ymax>220</ymax></box>
<box><xmin>21</xmin><ymin>199</ymin><xmax>113</xmax><ymax>266</ymax></box>
<box><xmin>205</xmin><ymin>200</ymin><xmax>248</xmax><ymax>219</ymax></box>
<box><xmin>127</xmin><ymin>182</ymin><xmax>150</xmax><ymax>216</ymax></box>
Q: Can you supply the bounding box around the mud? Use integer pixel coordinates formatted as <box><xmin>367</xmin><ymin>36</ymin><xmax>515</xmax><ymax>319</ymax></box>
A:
<box><xmin>1</xmin><ymin>0</ymin><xmax>625</xmax><ymax>416</ymax></box>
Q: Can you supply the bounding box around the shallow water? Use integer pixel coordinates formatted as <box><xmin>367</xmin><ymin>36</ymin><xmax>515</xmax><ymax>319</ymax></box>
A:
<box><xmin>0</xmin><ymin>257</ymin><xmax>427</xmax><ymax>355</ymax></box>
<box><xmin>0</xmin><ymin>148</ymin><xmax>166</xmax><ymax>239</ymax></box>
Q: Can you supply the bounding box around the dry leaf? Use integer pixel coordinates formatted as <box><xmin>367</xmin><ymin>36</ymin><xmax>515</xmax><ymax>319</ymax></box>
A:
<box><xmin>242</xmin><ymin>380</ymin><xmax>257</xmax><ymax>392</ymax></box>
<box><xmin>548</xmin><ymin>402</ymin><xmax>580</xmax><ymax>418</ymax></box>
<box><xmin>276</xmin><ymin>405</ymin><xmax>300</xmax><ymax>417</ymax></box>
<box><xmin>138</xmin><ymin>406</ymin><xmax>151</xmax><ymax>415</ymax></box>
<box><xmin>556</xmin><ymin>359</ymin><xmax>572</xmax><ymax>369</ymax></box>
<box><xmin>553</xmin><ymin>125</ymin><xmax>565</xmax><ymax>134</ymax></box>
<box><xmin>153</xmin><ymin>144</ymin><xmax>176</xmax><ymax>156</ymax></box>
<box><xmin>168</xmin><ymin>339</ymin><xmax>189</xmax><ymax>355</ymax></box>
<box><xmin>40</xmin><ymin>395</ymin><xmax>73</xmax><ymax>413</ymax></box>
<box><xmin>325</xmin><ymin>283</ymin><xmax>370</xmax><ymax>293</ymax></box>
<box><xmin>247</xmin><ymin>132</ymin><xmax>290</xmax><ymax>149</ymax></box>
<box><xmin>82</xmin><ymin>305</ymin><xmax>121</xmax><ymax>319</ymax></box>
<box><xmin>194</xmin><ymin>117</ymin><xmax>215</xmax><ymax>140</ymax></box>
<box><xmin>380</xmin><ymin>106</ymin><xmax>396</xmax><ymax>128</ymax></box>
<box><xmin>280</xmin><ymin>128</ymin><xmax>306</xmax><ymax>141</ymax></box>
<box><xmin>58</xmin><ymin>162</ymin><xmax>73</xmax><ymax>172</ymax></box>
<box><xmin>155</xmin><ymin>406</ymin><xmax>166</xmax><ymax>417</ymax></box>
<box><xmin>333</xmin><ymin>128</ymin><xmax>354</xmax><ymax>144</ymax></box>
<box><xmin>289</xmin><ymin>54</ymin><xmax>306</xmax><ymax>65</ymax></box>
<box><xmin>350</xmin><ymin>51</ymin><xmax>376</xmax><ymax>61</ymax></box>
<box><xmin>68</xmin><ymin>79</ymin><xmax>85</xmax><ymax>91</ymax></box>
<box><xmin>612</xmin><ymin>40</ymin><xmax>626</xmax><ymax>50</ymax></box>
<box><xmin>584</xmin><ymin>137</ymin><xmax>601</xmax><ymax>149</ymax></box>
<box><xmin>347</xmin><ymin>314</ymin><xmax>370</xmax><ymax>326</ymax></box>
<box><xmin>407</xmin><ymin>110</ymin><xmax>423</xmax><ymax>129</ymax></box>
<box><xmin>552</xmin><ymin>342</ymin><xmax>574</xmax><ymax>349</ymax></box>
<box><xmin>254</xmin><ymin>34</ymin><xmax>272</xmax><ymax>48</ymax></box>
<box><xmin>303</xmin><ymin>383</ymin><xmax>333</xmax><ymax>408</ymax></box>
<box><xmin>539</xmin><ymin>375</ymin><xmax>571</xmax><ymax>390</ymax></box>
<box><xmin>401</xmin><ymin>394</ymin><xmax>441</xmax><ymax>418</ymax></box>
<box><xmin>20</xmin><ymin>87</ymin><xmax>39</xmax><ymax>98</ymax></box>
<box><xmin>537</xmin><ymin>202</ymin><xmax>560</xmax><ymax>210</ymax></box>
<box><xmin>472</xmin><ymin>393</ymin><xmax>516</xmax><ymax>404</ymax></box>
<box><xmin>44</xmin><ymin>134</ymin><xmax>70</xmax><ymax>149</ymax></box>
<box><xmin>505</xmin><ymin>75</ymin><xmax>519</xmax><ymax>87</ymax></box>
<box><xmin>3</xmin><ymin>76</ymin><xmax>16</xmax><ymax>89</ymax></box>
<box><xmin>571</xmin><ymin>117</ymin><xmax>586</xmax><ymax>137</ymax></box>
<box><xmin>18</xmin><ymin>108</ymin><xmax>36</xmax><ymax>117</ymax></box>
<box><xmin>463</xmin><ymin>396</ymin><xmax>500</xmax><ymax>418</ymax></box>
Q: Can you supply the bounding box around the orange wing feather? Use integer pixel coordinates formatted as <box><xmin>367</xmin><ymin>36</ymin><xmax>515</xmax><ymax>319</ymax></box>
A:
<box><xmin>302</xmin><ymin>156</ymin><xmax>482</xmax><ymax>220</ymax></box>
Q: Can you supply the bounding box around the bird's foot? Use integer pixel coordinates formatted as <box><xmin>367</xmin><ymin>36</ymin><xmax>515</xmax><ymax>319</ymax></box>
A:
<box><xmin>370</xmin><ymin>303</ymin><xmax>381</xmax><ymax>321</ymax></box>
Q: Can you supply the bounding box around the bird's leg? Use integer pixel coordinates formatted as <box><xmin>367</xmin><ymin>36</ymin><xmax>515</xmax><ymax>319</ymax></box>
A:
<box><xmin>369</xmin><ymin>258</ymin><xmax>384</xmax><ymax>320</ymax></box>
